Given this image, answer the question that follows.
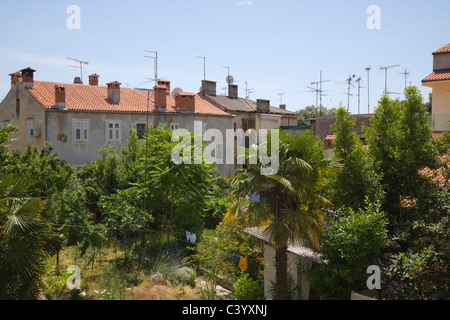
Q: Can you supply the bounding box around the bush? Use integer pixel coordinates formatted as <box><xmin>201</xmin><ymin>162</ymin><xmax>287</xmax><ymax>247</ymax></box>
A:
<box><xmin>233</xmin><ymin>272</ymin><xmax>264</xmax><ymax>300</ymax></box>
<box><xmin>42</xmin><ymin>273</ymin><xmax>68</xmax><ymax>300</ymax></box>
<box><xmin>173</xmin><ymin>267</ymin><xmax>196</xmax><ymax>287</ymax></box>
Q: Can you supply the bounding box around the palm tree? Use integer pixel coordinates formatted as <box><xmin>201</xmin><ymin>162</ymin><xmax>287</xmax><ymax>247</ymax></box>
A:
<box><xmin>227</xmin><ymin>130</ymin><xmax>336</xmax><ymax>300</ymax></box>
<box><xmin>0</xmin><ymin>173</ymin><xmax>61</xmax><ymax>299</ymax></box>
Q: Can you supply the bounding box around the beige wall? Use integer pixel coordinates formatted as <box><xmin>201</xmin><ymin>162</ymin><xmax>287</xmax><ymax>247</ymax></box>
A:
<box><xmin>0</xmin><ymin>82</ymin><xmax>46</xmax><ymax>152</ymax></box>
<box><xmin>424</xmin><ymin>80</ymin><xmax>450</xmax><ymax>131</ymax></box>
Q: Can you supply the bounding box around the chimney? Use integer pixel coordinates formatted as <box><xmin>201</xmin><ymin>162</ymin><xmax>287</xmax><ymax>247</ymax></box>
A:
<box><xmin>175</xmin><ymin>93</ymin><xmax>196</xmax><ymax>113</ymax></box>
<box><xmin>89</xmin><ymin>74</ymin><xmax>99</xmax><ymax>86</ymax></box>
<box><xmin>228</xmin><ymin>84</ymin><xmax>238</xmax><ymax>98</ymax></box>
<box><xmin>74</xmin><ymin>77</ymin><xmax>83</xmax><ymax>84</ymax></box>
<box><xmin>107</xmin><ymin>81</ymin><xmax>121</xmax><ymax>104</ymax></box>
<box><xmin>158</xmin><ymin>79</ymin><xmax>171</xmax><ymax>93</ymax></box>
<box><xmin>55</xmin><ymin>84</ymin><xmax>66</xmax><ymax>110</ymax></box>
<box><xmin>279</xmin><ymin>104</ymin><xmax>286</xmax><ymax>110</ymax></box>
<box><xmin>256</xmin><ymin>99</ymin><xmax>271</xmax><ymax>113</ymax></box>
<box><xmin>9</xmin><ymin>72</ymin><xmax>21</xmax><ymax>87</ymax></box>
<box><xmin>20</xmin><ymin>67</ymin><xmax>35</xmax><ymax>88</ymax></box>
<box><xmin>200</xmin><ymin>80</ymin><xmax>217</xmax><ymax>96</ymax></box>
<box><xmin>154</xmin><ymin>84</ymin><xmax>167</xmax><ymax>111</ymax></box>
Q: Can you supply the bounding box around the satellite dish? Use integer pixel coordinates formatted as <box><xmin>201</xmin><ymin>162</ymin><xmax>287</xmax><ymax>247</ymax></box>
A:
<box><xmin>226</xmin><ymin>75</ymin><xmax>234</xmax><ymax>84</ymax></box>
<box><xmin>172</xmin><ymin>87</ymin><xmax>184</xmax><ymax>97</ymax></box>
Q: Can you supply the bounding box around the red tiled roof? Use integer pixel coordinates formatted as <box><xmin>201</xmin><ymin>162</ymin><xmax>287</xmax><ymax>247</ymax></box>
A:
<box><xmin>422</xmin><ymin>69</ymin><xmax>450</xmax><ymax>82</ymax></box>
<box><xmin>433</xmin><ymin>43</ymin><xmax>450</xmax><ymax>55</ymax></box>
<box><xmin>26</xmin><ymin>81</ymin><xmax>230</xmax><ymax>116</ymax></box>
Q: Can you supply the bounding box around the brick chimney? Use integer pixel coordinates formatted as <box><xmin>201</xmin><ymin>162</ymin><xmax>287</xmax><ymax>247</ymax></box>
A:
<box><xmin>74</xmin><ymin>77</ymin><xmax>83</xmax><ymax>84</ymax></box>
<box><xmin>175</xmin><ymin>93</ymin><xmax>196</xmax><ymax>113</ymax></box>
<box><xmin>9</xmin><ymin>72</ymin><xmax>21</xmax><ymax>87</ymax></box>
<box><xmin>200</xmin><ymin>80</ymin><xmax>217</xmax><ymax>96</ymax></box>
<box><xmin>154</xmin><ymin>84</ymin><xmax>167</xmax><ymax>111</ymax></box>
<box><xmin>158</xmin><ymin>79</ymin><xmax>171</xmax><ymax>93</ymax></box>
<box><xmin>228</xmin><ymin>84</ymin><xmax>238</xmax><ymax>98</ymax></box>
<box><xmin>55</xmin><ymin>84</ymin><xmax>66</xmax><ymax>110</ymax></box>
<box><xmin>107</xmin><ymin>81</ymin><xmax>121</xmax><ymax>104</ymax></box>
<box><xmin>20</xmin><ymin>67</ymin><xmax>35</xmax><ymax>88</ymax></box>
<box><xmin>89</xmin><ymin>74</ymin><xmax>99</xmax><ymax>86</ymax></box>
<box><xmin>256</xmin><ymin>99</ymin><xmax>271</xmax><ymax>113</ymax></box>
<box><xmin>279</xmin><ymin>104</ymin><xmax>286</xmax><ymax>110</ymax></box>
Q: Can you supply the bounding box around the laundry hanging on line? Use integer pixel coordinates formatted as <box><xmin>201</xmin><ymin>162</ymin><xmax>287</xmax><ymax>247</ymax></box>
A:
<box><xmin>238</xmin><ymin>256</ymin><xmax>248</xmax><ymax>271</ymax></box>
<box><xmin>186</xmin><ymin>231</ymin><xmax>197</xmax><ymax>244</ymax></box>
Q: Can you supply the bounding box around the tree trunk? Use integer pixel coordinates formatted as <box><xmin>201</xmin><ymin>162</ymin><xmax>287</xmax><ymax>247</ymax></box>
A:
<box><xmin>275</xmin><ymin>245</ymin><xmax>289</xmax><ymax>300</ymax></box>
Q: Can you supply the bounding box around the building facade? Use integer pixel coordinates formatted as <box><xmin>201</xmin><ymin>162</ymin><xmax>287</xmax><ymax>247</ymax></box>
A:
<box><xmin>0</xmin><ymin>68</ymin><xmax>236</xmax><ymax>176</ymax></box>
<box><xmin>422</xmin><ymin>43</ymin><xmax>450</xmax><ymax>136</ymax></box>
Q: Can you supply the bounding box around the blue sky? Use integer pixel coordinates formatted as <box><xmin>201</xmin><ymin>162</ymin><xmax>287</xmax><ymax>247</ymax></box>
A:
<box><xmin>0</xmin><ymin>0</ymin><xmax>448</xmax><ymax>114</ymax></box>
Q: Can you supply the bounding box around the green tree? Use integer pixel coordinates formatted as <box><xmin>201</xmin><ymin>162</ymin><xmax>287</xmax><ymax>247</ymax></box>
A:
<box><xmin>365</xmin><ymin>86</ymin><xmax>436</xmax><ymax>231</ymax></box>
<box><xmin>227</xmin><ymin>130</ymin><xmax>336</xmax><ymax>300</ymax></box>
<box><xmin>329</xmin><ymin>107</ymin><xmax>383</xmax><ymax>210</ymax></box>
<box><xmin>296</xmin><ymin>105</ymin><xmax>337</xmax><ymax>126</ymax></box>
<box><xmin>308</xmin><ymin>201</ymin><xmax>389</xmax><ymax>299</ymax></box>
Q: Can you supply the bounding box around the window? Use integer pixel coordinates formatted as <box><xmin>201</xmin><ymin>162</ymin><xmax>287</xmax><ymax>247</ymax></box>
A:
<box><xmin>170</xmin><ymin>123</ymin><xmax>179</xmax><ymax>130</ymax></box>
<box><xmin>73</xmin><ymin>119</ymin><xmax>89</xmax><ymax>142</ymax></box>
<box><xmin>27</xmin><ymin>119</ymin><xmax>33</xmax><ymax>141</ymax></box>
<box><xmin>131</xmin><ymin>123</ymin><xmax>149</xmax><ymax>139</ymax></box>
<box><xmin>107</xmin><ymin>121</ymin><xmax>121</xmax><ymax>142</ymax></box>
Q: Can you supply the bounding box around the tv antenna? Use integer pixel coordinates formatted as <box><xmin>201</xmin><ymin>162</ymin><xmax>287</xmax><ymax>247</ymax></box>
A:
<box><xmin>144</xmin><ymin>50</ymin><xmax>158</xmax><ymax>84</ymax></box>
<box><xmin>365</xmin><ymin>66</ymin><xmax>371</xmax><ymax>113</ymax></box>
<box><xmin>345</xmin><ymin>74</ymin><xmax>356</xmax><ymax>111</ymax></box>
<box><xmin>400</xmin><ymin>69</ymin><xmax>410</xmax><ymax>89</ymax></box>
<box><xmin>244</xmin><ymin>82</ymin><xmax>254</xmax><ymax>99</ymax></box>
<box><xmin>380</xmin><ymin>64</ymin><xmax>400</xmax><ymax>95</ymax></box>
<box><xmin>195</xmin><ymin>56</ymin><xmax>206</xmax><ymax>80</ymax></box>
<box><xmin>355</xmin><ymin>77</ymin><xmax>366</xmax><ymax>115</ymax></box>
<box><xmin>278</xmin><ymin>93</ymin><xmax>286</xmax><ymax>105</ymax></box>
<box><xmin>67</xmin><ymin>57</ymin><xmax>88</xmax><ymax>83</ymax></box>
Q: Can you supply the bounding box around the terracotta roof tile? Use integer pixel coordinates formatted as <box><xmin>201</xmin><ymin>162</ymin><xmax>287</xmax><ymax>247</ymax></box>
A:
<box><xmin>26</xmin><ymin>81</ymin><xmax>230</xmax><ymax>116</ymax></box>
<box><xmin>422</xmin><ymin>69</ymin><xmax>450</xmax><ymax>82</ymax></box>
<box><xmin>433</xmin><ymin>43</ymin><xmax>450</xmax><ymax>55</ymax></box>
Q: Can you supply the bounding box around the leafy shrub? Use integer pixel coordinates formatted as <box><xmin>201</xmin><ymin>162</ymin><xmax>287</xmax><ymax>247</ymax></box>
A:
<box><xmin>173</xmin><ymin>267</ymin><xmax>196</xmax><ymax>287</ymax></box>
<box><xmin>42</xmin><ymin>273</ymin><xmax>68</xmax><ymax>300</ymax></box>
<box><xmin>233</xmin><ymin>272</ymin><xmax>264</xmax><ymax>300</ymax></box>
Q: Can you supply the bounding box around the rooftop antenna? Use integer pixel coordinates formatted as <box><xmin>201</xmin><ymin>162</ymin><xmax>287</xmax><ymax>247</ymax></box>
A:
<box><xmin>223</xmin><ymin>66</ymin><xmax>230</xmax><ymax>76</ymax></box>
<box><xmin>278</xmin><ymin>93</ymin><xmax>286</xmax><ymax>105</ymax></box>
<box><xmin>355</xmin><ymin>77</ymin><xmax>366</xmax><ymax>115</ymax></box>
<box><xmin>144</xmin><ymin>50</ymin><xmax>158</xmax><ymax>84</ymax></box>
<box><xmin>67</xmin><ymin>57</ymin><xmax>88</xmax><ymax>83</ymax></box>
<box><xmin>195</xmin><ymin>56</ymin><xmax>206</xmax><ymax>80</ymax></box>
<box><xmin>400</xmin><ymin>69</ymin><xmax>410</xmax><ymax>89</ymax></box>
<box><xmin>345</xmin><ymin>74</ymin><xmax>356</xmax><ymax>111</ymax></box>
<box><xmin>380</xmin><ymin>64</ymin><xmax>400</xmax><ymax>95</ymax></box>
<box><xmin>318</xmin><ymin>70</ymin><xmax>330</xmax><ymax>108</ymax></box>
<box><xmin>365</xmin><ymin>66</ymin><xmax>371</xmax><ymax>113</ymax></box>
<box><xmin>244</xmin><ymin>82</ymin><xmax>254</xmax><ymax>99</ymax></box>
